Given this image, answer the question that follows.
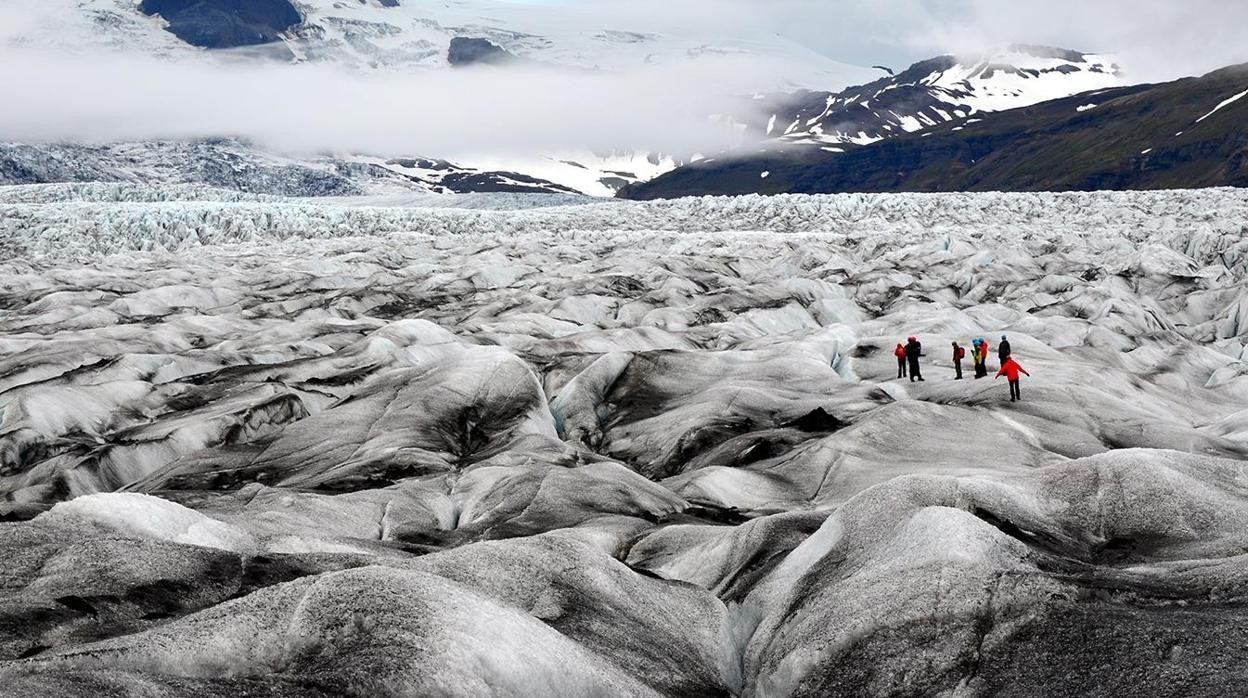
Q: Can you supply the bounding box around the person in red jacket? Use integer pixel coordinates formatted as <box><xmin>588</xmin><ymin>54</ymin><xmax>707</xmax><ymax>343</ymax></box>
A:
<box><xmin>952</xmin><ymin>341</ymin><xmax>965</xmax><ymax>380</ymax></box>
<box><xmin>995</xmin><ymin>356</ymin><xmax>1031</xmax><ymax>402</ymax></box>
<box><xmin>894</xmin><ymin>343</ymin><xmax>907</xmax><ymax>379</ymax></box>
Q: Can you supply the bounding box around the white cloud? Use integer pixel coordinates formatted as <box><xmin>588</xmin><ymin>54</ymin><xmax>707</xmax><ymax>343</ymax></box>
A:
<box><xmin>769</xmin><ymin>0</ymin><xmax>1248</xmax><ymax>82</ymax></box>
<box><xmin>531</xmin><ymin>0</ymin><xmax>1248</xmax><ymax>83</ymax></box>
<box><xmin>0</xmin><ymin>47</ymin><xmax>790</xmax><ymax>157</ymax></box>
<box><xmin>0</xmin><ymin>0</ymin><xmax>857</xmax><ymax>156</ymax></box>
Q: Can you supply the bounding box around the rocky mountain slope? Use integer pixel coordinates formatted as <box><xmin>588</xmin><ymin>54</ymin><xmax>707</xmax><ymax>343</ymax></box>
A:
<box><xmin>623</xmin><ymin>63</ymin><xmax>1248</xmax><ymax>198</ymax></box>
<box><xmin>2</xmin><ymin>186</ymin><xmax>1248</xmax><ymax>694</ymax></box>
<box><xmin>136</xmin><ymin>0</ymin><xmax>303</xmax><ymax>49</ymax></box>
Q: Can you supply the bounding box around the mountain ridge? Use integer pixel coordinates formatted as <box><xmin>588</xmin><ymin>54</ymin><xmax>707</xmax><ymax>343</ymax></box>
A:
<box><xmin>622</xmin><ymin>63</ymin><xmax>1248</xmax><ymax>198</ymax></box>
<box><xmin>746</xmin><ymin>44</ymin><xmax>1123</xmax><ymax>149</ymax></box>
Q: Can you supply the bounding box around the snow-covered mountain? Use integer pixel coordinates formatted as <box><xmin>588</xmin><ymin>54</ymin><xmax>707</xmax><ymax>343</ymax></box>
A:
<box><xmin>0</xmin><ymin>139</ymin><xmax>686</xmax><ymax>198</ymax></box>
<box><xmin>624</xmin><ymin>62</ymin><xmax>1248</xmax><ymax>199</ymax></box>
<box><xmin>352</xmin><ymin>150</ymin><xmax>682</xmax><ymax>198</ymax></box>
<box><xmin>8</xmin><ymin>0</ymin><xmax>874</xmax><ymax>196</ymax></box>
<box><xmin>753</xmin><ymin>45</ymin><xmax>1124</xmax><ymax>149</ymax></box>
<box><xmin>9</xmin><ymin>8</ymin><xmax>1128</xmax><ymax>197</ymax></box>
<box><xmin>62</xmin><ymin>0</ymin><xmax>874</xmax><ymax>85</ymax></box>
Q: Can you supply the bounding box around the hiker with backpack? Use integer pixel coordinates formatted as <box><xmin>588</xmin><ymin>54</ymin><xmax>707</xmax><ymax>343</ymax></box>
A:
<box><xmin>952</xmin><ymin>341</ymin><xmax>965</xmax><ymax>379</ymax></box>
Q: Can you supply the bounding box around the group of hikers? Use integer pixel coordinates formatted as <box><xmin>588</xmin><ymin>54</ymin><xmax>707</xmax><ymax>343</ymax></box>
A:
<box><xmin>894</xmin><ymin>334</ymin><xmax>1031</xmax><ymax>401</ymax></box>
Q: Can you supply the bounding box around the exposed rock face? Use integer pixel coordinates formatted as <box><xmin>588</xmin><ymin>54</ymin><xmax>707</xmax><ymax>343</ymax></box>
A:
<box><xmin>447</xmin><ymin>36</ymin><xmax>515</xmax><ymax>66</ymax></box>
<box><xmin>139</xmin><ymin>0</ymin><xmax>302</xmax><ymax>49</ymax></box>
<box><xmin>2</xmin><ymin>185</ymin><xmax>1248</xmax><ymax>695</ymax></box>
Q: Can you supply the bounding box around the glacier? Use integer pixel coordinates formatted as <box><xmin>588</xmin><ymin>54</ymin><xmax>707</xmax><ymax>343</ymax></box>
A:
<box><xmin>2</xmin><ymin>185</ymin><xmax>1248</xmax><ymax>696</ymax></box>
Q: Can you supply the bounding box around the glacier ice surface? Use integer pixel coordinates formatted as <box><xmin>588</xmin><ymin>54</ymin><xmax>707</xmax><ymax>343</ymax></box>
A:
<box><xmin>2</xmin><ymin>185</ymin><xmax>1248</xmax><ymax>695</ymax></box>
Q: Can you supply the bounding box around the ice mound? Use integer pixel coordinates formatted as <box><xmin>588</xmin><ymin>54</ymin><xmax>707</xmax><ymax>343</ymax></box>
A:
<box><xmin>0</xmin><ymin>567</ymin><xmax>660</xmax><ymax>696</ymax></box>
<box><xmin>40</xmin><ymin>492</ymin><xmax>256</xmax><ymax>553</ymax></box>
<box><xmin>736</xmin><ymin>449</ymin><xmax>1248</xmax><ymax>696</ymax></box>
<box><xmin>0</xmin><ymin>514</ymin><xmax>247</xmax><ymax>661</ymax></box>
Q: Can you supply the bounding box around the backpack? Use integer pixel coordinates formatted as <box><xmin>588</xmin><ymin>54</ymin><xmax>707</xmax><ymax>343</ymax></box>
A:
<box><xmin>954</xmin><ymin>346</ymin><xmax>965</xmax><ymax>360</ymax></box>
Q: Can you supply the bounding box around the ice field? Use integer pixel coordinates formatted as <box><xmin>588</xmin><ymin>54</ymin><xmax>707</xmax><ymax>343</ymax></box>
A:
<box><xmin>3</xmin><ymin>185</ymin><xmax>1248</xmax><ymax>695</ymax></box>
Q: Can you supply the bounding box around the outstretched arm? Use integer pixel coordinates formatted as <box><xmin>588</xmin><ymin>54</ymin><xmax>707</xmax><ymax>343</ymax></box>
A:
<box><xmin>1021</xmin><ymin>368</ymin><xmax>1031</xmax><ymax>376</ymax></box>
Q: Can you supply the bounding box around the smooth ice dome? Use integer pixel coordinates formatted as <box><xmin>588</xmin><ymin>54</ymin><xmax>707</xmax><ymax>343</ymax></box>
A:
<box><xmin>2</xmin><ymin>186</ymin><xmax>1248</xmax><ymax>696</ymax></box>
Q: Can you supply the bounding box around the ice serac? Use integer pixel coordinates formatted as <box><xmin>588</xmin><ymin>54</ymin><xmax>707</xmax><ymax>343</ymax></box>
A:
<box><xmin>3</xmin><ymin>186</ymin><xmax>1248</xmax><ymax>695</ymax></box>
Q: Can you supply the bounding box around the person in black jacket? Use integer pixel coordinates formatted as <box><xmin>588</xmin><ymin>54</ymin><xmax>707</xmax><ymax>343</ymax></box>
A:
<box><xmin>998</xmin><ymin>334</ymin><xmax>1012</xmax><ymax>365</ymax></box>
<box><xmin>905</xmin><ymin>336</ymin><xmax>924</xmax><ymax>382</ymax></box>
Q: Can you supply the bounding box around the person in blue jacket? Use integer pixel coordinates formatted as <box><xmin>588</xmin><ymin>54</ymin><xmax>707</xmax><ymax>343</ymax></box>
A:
<box><xmin>972</xmin><ymin>338</ymin><xmax>989</xmax><ymax>378</ymax></box>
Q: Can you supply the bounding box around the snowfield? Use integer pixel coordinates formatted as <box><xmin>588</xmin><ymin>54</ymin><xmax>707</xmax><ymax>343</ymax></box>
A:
<box><xmin>3</xmin><ymin>185</ymin><xmax>1248</xmax><ymax>696</ymax></box>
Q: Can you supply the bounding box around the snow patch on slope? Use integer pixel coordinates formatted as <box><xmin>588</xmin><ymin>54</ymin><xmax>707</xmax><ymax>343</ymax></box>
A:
<box><xmin>1195</xmin><ymin>88</ymin><xmax>1248</xmax><ymax>124</ymax></box>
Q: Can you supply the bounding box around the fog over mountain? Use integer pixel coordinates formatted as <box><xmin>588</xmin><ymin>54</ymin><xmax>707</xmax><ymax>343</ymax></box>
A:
<box><xmin>3</xmin><ymin>0</ymin><xmax>1244</xmax><ymax>158</ymax></box>
<box><xmin>0</xmin><ymin>0</ymin><xmax>868</xmax><ymax>157</ymax></box>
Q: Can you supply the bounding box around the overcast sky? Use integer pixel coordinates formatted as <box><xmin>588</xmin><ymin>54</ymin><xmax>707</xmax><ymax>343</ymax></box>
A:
<box><xmin>777</xmin><ymin>0</ymin><xmax>1248</xmax><ymax>80</ymax></box>
<box><xmin>568</xmin><ymin>0</ymin><xmax>1248</xmax><ymax>82</ymax></box>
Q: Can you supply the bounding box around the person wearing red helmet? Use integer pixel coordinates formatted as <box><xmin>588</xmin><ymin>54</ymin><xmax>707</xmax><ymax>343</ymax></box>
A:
<box><xmin>996</xmin><ymin>356</ymin><xmax>1031</xmax><ymax>402</ymax></box>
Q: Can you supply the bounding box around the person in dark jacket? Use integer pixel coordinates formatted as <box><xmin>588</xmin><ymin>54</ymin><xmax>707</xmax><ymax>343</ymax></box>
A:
<box><xmin>894</xmin><ymin>343</ymin><xmax>907</xmax><ymax>379</ymax></box>
<box><xmin>952</xmin><ymin>341</ymin><xmax>965</xmax><ymax>379</ymax></box>
<box><xmin>996</xmin><ymin>356</ymin><xmax>1030</xmax><ymax>402</ymax></box>
<box><xmin>905</xmin><ymin>336</ymin><xmax>924</xmax><ymax>382</ymax></box>
<box><xmin>998</xmin><ymin>334</ymin><xmax>1012</xmax><ymax>365</ymax></box>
